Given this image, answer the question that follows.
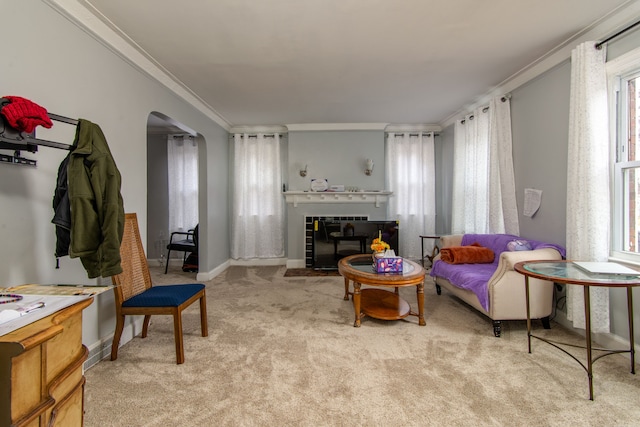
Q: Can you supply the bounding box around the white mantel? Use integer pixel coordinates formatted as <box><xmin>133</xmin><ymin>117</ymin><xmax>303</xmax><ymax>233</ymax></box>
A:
<box><xmin>283</xmin><ymin>191</ymin><xmax>392</xmax><ymax>208</ymax></box>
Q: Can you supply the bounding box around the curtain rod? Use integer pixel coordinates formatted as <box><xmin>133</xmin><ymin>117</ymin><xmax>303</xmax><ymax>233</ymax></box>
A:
<box><xmin>595</xmin><ymin>19</ymin><xmax>640</xmax><ymax>50</ymax></box>
<box><xmin>385</xmin><ymin>132</ymin><xmax>439</xmax><ymax>137</ymax></box>
<box><xmin>459</xmin><ymin>94</ymin><xmax>511</xmax><ymax>124</ymax></box>
<box><xmin>231</xmin><ymin>133</ymin><xmax>284</xmax><ymax>138</ymax></box>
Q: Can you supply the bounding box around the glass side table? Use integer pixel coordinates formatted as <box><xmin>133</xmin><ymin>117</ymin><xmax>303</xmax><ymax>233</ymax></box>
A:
<box><xmin>514</xmin><ymin>260</ymin><xmax>640</xmax><ymax>400</ymax></box>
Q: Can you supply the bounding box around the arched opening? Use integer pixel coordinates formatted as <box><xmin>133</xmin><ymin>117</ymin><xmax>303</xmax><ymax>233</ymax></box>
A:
<box><xmin>146</xmin><ymin>112</ymin><xmax>201</xmax><ymax>272</ymax></box>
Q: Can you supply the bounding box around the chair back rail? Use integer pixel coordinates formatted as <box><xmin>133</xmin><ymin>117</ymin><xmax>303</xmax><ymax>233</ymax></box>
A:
<box><xmin>112</xmin><ymin>213</ymin><xmax>152</xmax><ymax>302</ymax></box>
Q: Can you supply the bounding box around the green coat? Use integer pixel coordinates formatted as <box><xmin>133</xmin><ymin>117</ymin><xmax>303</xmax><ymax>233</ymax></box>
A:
<box><xmin>68</xmin><ymin>119</ymin><xmax>124</xmax><ymax>278</ymax></box>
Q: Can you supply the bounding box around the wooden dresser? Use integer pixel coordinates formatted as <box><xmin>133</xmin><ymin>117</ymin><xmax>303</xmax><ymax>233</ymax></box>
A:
<box><xmin>0</xmin><ymin>297</ymin><xmax>93</xmax><ymax>427</ymax></box>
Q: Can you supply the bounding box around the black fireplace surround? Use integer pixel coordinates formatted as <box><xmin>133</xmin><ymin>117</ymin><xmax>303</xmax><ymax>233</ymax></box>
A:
<box><xmin>306</xmin><ymin>216</ymin><xmax>399</xmax><ymax>270</ymax></box>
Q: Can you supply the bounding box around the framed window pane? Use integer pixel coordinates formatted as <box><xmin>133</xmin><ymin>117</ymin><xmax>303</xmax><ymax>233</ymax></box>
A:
<box><xmin>609</xmin><ymin>49</ymin><xmax>640</xmax><ymax>262</ymax></box>
<box><xmin>626</xmin><ymin>76</ymin><xmax>637</xmax><ymax>162</ymax></box>
<box><xmin>619</xmin><ymin>163</ymin><xmax>640</xmax><ymax>253</ymax></box>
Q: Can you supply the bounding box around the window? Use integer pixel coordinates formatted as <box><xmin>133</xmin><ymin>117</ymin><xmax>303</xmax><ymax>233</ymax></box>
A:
<box><xmin>231</xmin><ymin>133</ymin><xmax>284</xmax><ymax>259</ymax></box>
<box><xmin>167</xmin><ymin>135</ymin><xmax>199</xmax><ymax>233</ymax></box>
<box><xmin>609</xmin><ymin>49</ymin><xmax>640</xmax><ymax>263</ymax></box>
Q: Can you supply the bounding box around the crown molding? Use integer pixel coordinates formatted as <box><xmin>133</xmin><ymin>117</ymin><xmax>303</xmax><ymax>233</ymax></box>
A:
<box><xmin>286</xmin><ymin>123</ymin><xmax>389</xmax><ymax>132</ymax></box>
<box><xmin>439</xmin><ymin>0</ymin><xmax>640</xmax><ymax>128</ymax></box>
<box><xmin>229</xmin><ymin>125</ymin><xmax>289</xmax><ymax>134</ymax></box>
<box><xmin>384</xmin><ymin>124</ymin><xmax>442</xmax><ymax>133</ymax></box>
<box><xmin>44</xmin><ymin>0</ymin><xmax>232</xmax><ymax>132</ymax></box>
<box><xmin>234</xmin><ymin>123</ymin><xmax>443</xmax><ymax>133</ymax></box>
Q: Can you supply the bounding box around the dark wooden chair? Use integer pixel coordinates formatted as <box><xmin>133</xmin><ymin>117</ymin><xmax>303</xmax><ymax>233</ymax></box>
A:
<box><xmin>111</xmin><ymin>213</ymin><xmax>208</xmax><ymax>364</ymax></box>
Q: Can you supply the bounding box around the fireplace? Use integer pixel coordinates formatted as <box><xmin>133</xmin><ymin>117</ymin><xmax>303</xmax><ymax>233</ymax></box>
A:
<box><xmin>305</xmin><ymin>215</ymin><xmax>399</xmax><ymax>269</ymax></box>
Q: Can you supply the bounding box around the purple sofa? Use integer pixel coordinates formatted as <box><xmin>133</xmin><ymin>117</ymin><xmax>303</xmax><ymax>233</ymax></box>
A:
<box><xmin>430</xmin><ymin>234</ymin><xmax>565</xmax><ymax>336</ymax></box>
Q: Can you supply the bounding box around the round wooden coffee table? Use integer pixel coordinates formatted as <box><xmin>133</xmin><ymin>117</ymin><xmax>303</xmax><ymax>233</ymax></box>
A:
<box><xmin>338</xmin><ymin>254</ymin><xmax>426</xmax><ymax>327</ymax></box>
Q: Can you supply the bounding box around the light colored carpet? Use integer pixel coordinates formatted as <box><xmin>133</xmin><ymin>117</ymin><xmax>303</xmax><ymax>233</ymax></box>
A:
<box><xmin>84</xmin><ymin>266</ymin><xmax>640</xmax><ymax>426</ymax></box>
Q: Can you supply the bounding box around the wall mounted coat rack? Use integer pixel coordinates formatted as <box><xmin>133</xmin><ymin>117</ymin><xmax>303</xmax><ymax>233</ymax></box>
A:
<box><xmin>0</xmin><ymin>99</ymin><xmax>78</xmax><ymax>166</ymax></box>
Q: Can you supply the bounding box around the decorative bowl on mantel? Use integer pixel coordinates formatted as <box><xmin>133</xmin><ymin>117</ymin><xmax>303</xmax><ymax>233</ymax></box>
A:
<box><xmin>310</xmin><ymin>178</ymin><xmax>328</xmax><ymax>192</ymax></box>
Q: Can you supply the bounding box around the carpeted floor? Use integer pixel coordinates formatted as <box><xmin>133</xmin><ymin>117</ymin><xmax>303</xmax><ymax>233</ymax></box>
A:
<box><xmin>84</xmin><ymin>265</ymin><xmax>640</xmax><ymax>426</ymax></box>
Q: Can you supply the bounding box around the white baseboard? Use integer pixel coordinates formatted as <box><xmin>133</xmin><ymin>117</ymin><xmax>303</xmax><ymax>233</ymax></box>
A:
<box><xmin>84</xmin><ymin>317</ymin><xmax>143</xmax><ymax>370</ymax></box>
<box><xmin>196</xmin><ymin>260</ymin><xmax>230</xmax><ymax>281</ymax></box>
<box><xmin>85</xmin><ymin>336</ymin><xmax>112</xmax><ymax>369</ymax></box>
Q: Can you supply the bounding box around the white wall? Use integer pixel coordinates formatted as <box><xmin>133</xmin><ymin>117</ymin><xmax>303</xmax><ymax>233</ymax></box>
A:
<box><xmin>1</xmin><ymin>2</ymin><xmax>229</xmax><ymax>364</ymax></box>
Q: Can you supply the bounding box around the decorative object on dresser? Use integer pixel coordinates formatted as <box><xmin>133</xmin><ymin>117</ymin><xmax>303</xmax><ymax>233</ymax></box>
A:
<box><xmin>430</xmin><ymin>234</ymin><xmax>565</xmax><ymax>337</ymax></box>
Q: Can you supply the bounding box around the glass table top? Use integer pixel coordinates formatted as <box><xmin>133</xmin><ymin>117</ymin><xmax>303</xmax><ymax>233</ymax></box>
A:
<box><xmin>347</xmin><ymin>258</ymin><xmax>416</xmax><ymax>276</ymax></box>
<box><xmin>523</xmin><ymin>261</ymin><xmax>640</xmax><ymax>284</ymax></box>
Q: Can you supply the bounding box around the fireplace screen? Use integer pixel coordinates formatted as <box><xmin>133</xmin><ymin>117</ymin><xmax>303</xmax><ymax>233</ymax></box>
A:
<box><xmin>308</xmin><ymin>216</ymin><xmax>399</xmax><ymax>270</ymax></box>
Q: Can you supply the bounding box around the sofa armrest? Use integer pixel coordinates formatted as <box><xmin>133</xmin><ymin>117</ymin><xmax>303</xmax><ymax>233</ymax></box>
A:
<box><xmin>432</xmin><ymin>234</ymin><xmax>463</xmax><ymax>262</ymax></box>
<box><xmin>487</xmin><ymin>248</ymin><xmax>563</xmax><ymax>318</ymax></box>
<box><xmin>490</xmin><ymin>248</ymin><xmax>563</xmax><ymax>284</ymax></box>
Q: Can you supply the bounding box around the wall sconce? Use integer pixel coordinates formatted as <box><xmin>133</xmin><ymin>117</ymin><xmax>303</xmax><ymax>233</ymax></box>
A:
<box><xmin>299</xmin><ymin>164</ymin><xmax>308</xmax><ymax>177</ymax></box>
<box><xmin>365</xmin><ymin>159</ymin><xmax>374</xmax><ymax>176</ymax></box>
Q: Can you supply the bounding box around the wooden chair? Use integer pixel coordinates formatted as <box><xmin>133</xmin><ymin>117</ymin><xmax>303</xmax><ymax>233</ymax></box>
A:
<box><xmin>111</xmin><ymin>213</ymin><xmax>208</xmax><ymax>364</ymax></box>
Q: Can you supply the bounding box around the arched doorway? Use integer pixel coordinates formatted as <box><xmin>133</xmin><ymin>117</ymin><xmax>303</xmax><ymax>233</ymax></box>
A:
<box><xmin>146</xmin><ymin>112</ymin><xmax>199</xmax><ymax>270</ymax></box>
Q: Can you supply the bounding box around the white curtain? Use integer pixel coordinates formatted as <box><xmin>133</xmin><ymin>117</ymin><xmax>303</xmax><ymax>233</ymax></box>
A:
<box><xmin>386</xmin><ymin>132</ymin><xmax>436</xmax><ymax>259</ymax></box>
<box><xmin>451</xmin><ymin>97</ymin><xmax>519</xmax><ymax>235</ymax></box>
<box><xmin>231</xmin><ymin>133</ymin><xmax>284</xmax><ymax>259</ymax></box>
<box><xmin>566</xmin><ymin>42</ymin><xmax>610</xmax><ymax>333</ymax></box>
<box><xmin>488</xmin><ymin>97</ymin><xmax>519</xmax><ymax>235</ymax></box>
<box><xmin>452</xmin><ymin>107</ymin><xmax>490</xmax><ymax>233</ymax></box>
<box><xmin>167</xmin><ymin>135</ymin><xmax>199</xmax><ymax>233</ymax></box>
<box><xmin>451</xmin><ymin>119</ymin><xmax>468</xmax><ymax>233</ymax></box>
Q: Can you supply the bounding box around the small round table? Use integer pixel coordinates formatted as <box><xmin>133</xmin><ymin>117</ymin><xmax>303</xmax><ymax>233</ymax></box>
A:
<box><xmin>338</xmin><ymin>254</ymin><xmax>426</xmax><ymax>327</ymax></box>
<box><xmin>514</xmin><ymin>260</ymin><xmax>640</xmax><ymax>400</ymax></box>
<box><xmin>419</xmin><ymin>235</ymin><xmax>441</xmax><ymax>267</ymax></box>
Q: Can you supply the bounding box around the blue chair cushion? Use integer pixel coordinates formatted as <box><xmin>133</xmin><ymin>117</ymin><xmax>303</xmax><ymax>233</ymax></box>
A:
<box><xmin>122</xmin><ymin>284</ymin><xmax>205</xmax><ymax>308</ymax></box>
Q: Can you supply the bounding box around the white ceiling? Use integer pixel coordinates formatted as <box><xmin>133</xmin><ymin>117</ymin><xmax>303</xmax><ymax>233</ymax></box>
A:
<box><xmin>81</xmin><ymin>0</ymin><xmax>635</xmax><ymax>128</ymax></box>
